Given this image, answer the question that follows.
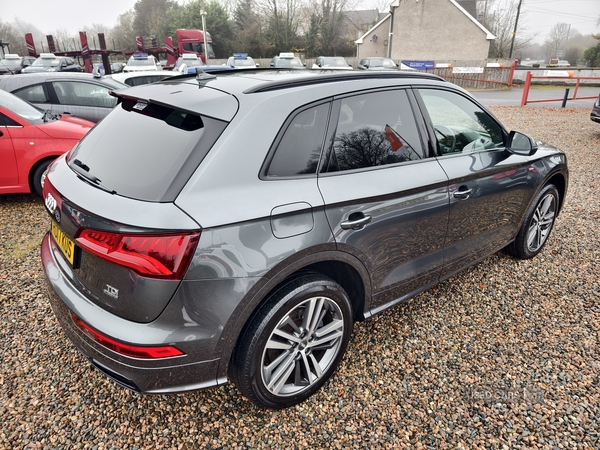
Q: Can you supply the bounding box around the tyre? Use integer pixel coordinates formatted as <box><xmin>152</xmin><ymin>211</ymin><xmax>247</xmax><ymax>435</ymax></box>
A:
<box><xmin>230</xmin><ymin>273</ymin><xmax>353</xmax><ymax>409</ymax></box>
<box><xmin>32</xmin><ymin>161</ymin><xmax>51</xmax><ymax>197</ymax></box>
<box><xmin>507</xmin><ymin>184</ymin><xmax>559</xmax><ymax>259</ymax></box>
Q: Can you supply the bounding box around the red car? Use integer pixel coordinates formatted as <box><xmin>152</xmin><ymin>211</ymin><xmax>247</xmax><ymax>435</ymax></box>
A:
<box><xmin>0</xmin><ymin>89</ymin><xmax>93</xmax><ymax>196</ymax></box>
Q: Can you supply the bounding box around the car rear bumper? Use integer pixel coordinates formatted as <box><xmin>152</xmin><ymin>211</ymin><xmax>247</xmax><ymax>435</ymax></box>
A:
<box><xmin>41</xmin><ymin>232</ymin><xmax>227</xmax><ymax>393</ymax></box>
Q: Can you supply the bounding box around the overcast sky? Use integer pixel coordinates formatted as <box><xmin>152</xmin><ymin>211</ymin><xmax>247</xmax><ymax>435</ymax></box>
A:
<box><xmin>3</xmin><ymin>0</ymin><xmax>600</xmax><ymax>45</ymax></box>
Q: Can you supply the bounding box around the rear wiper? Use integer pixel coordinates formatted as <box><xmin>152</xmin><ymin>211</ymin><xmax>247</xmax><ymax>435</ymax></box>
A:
<box><xmin>70</xmin><ymin>160</ymin><xmax>117</xmax><ymax>195</ymax></box>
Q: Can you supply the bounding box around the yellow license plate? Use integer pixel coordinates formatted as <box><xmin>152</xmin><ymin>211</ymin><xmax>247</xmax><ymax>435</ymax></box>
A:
<box><xmin>51</xmin><ymin>221</ymin><xmax>75</xmax><ymax>265</ymax></box>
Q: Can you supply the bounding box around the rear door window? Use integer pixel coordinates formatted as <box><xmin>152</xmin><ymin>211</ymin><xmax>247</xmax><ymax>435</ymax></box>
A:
<box><xmin>13</xmin><ymin>84</ymin><xmax>49</xmax><ymax>103</ymax></box>
<box><xmin>325</xmin><ymin>89</ymin><xmax>425</xmax><ymax>172</ymax></box>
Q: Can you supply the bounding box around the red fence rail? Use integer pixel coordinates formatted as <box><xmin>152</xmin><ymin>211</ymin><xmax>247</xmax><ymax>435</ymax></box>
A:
<box><xmin>521</xmin><ymin>71</ymin><xmax>600</xmax><ymax>106</ymax></box>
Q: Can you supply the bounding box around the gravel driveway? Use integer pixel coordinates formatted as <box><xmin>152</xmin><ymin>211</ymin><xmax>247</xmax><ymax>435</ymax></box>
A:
<box><xmin>1</xmin><ymin>106</ymin><xmax>599</xmax><ymax>449</ymax></box>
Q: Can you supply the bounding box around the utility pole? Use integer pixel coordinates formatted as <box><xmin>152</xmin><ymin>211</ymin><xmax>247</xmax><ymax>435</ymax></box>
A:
<box><xmin>509</xmin><ymin>0</ymin><xmax>523</xmax><ymax>59</ymax></box>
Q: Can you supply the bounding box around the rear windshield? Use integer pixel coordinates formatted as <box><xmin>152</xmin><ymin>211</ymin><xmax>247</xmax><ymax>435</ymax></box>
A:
<box><xmin>67</xmin><ymin>99</ymin><xmax>228</xmax><ymax>202</ymax></box>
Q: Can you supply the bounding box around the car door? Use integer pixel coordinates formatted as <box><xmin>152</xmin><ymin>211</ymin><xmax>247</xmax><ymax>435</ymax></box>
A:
<box><xmin>414</xmin><ymin>87</ymin><xmax>532</xmax><ymax>278</ymax></box>
<box><xmin>49</xmin><ymin>80</ymin><xmax>118</xmax><ymax>122</ymax></box>
<box><xmin>0</xmin><ymin>112</ymin><xmax>19</xmax><ymax>188</ymax></box>
<box><xmin>317</xmin><ymin>89</ymin><xmax>450</xmax><ymax>312</ymax></box>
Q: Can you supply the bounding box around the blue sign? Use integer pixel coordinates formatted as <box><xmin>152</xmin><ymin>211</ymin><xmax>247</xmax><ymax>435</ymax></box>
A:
<box><xmin>401</xmin><ymin>60</ymin><xmax>434</xmax><ymax>70</ymax></box>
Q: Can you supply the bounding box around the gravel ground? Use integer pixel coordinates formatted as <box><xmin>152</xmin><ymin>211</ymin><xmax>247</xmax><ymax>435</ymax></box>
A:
<box><xmin>1</xmin><ymin>106</ymin><xmax>599</xmax><ymax>449</ymax></box>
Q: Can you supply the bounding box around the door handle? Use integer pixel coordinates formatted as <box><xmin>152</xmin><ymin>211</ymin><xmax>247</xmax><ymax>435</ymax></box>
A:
<box><xmin>453</xmin><ymin>188</ymin><xmax>473</xmax><ymax>199</ymax></box>
<box><xmin>340</xmin><ymin>213</ymin><xmax>372</xmax><ymax>230</ymax></box>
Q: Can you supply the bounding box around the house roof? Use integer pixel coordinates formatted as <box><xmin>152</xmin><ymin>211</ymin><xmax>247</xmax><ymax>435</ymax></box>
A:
<box><xmin>354</xmin><ymin>13</ymin><xmax>391</xmax><ymax>45</ymax></box>
<box><xmin>358</xmin><ymin>0</ymin><xmax>496</xmax><ymax>45</ymax></box>
<box><xmin>448</xmin><ymin>0</ymin><xmax>495</xmax><ymax>39</ymax></box>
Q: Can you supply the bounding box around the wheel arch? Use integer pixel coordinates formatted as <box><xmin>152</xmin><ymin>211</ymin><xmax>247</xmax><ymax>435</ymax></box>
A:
<box><xmin>216</xmin><ymin>251</ymin><xmax>372</xmax><ymax>381</ymax></box>
<box><xmin>546</xmin><ymin>171</ymin><xmax>567</xmax><ymax>215</ymax></box>
<box><xmin>29</xmin><ymin>156</ymin><xmax>57</xmax><ymax>195</ymax></box>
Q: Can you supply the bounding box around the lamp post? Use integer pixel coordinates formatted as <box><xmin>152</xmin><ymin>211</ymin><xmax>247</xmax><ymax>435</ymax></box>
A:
<box><xmin>200</xmin><ymin>9</ymin><xmax>208</xmax><ymax>63</ymax></box>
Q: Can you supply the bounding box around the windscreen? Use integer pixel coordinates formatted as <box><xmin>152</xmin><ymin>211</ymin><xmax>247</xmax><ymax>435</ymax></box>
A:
<box><xmin>67</xmin><ymin>99</ymin><xmax>228</xmax><ymax>202</ymax></box>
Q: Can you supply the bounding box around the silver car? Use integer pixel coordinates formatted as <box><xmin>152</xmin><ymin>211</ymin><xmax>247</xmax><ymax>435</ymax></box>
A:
<box><xmin>41</xmin><ymin>70</ymin><xmax>568</xmax><ymax>409</ymax></box>
<box><xmin>0</xmin><ymin>72</ymin><xmax>128</xmax><ymax>122</ymax></box>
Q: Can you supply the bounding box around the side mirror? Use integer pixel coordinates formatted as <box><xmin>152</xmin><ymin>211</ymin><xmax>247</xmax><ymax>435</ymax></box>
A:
<box><xmin>507</xmin><ymin>130</ymin><xmax>538</xmax><ymax>156</ymax></box>
<box><xmin>269</xmin><ymin>62</ymin><xmax>274</xmax><ymax>67</ymax></box>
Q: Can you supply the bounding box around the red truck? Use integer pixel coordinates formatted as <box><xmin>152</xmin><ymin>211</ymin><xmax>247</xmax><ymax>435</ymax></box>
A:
<box><xmin>139</xmin><ymin>29</ymin><xmax>215</xmax><ymax>66</ymax></box>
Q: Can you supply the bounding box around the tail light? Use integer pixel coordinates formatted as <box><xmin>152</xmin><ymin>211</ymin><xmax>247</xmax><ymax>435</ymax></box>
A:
<box><xmin>76</xmin><ymin>229</ymin><xmax>200</xmax><ymax>280</ymax></box>
<box><xmin>71</xmin><ymin>312</ymin><xmax>184</xmax><ymax>359</ymax></box>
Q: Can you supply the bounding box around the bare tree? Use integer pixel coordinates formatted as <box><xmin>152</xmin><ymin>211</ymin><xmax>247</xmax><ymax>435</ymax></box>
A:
<box><xmin>0</xmin><ymin>20</ymin><xmax>28</xmax><ymax>55</ymax></box>
<box><xmin>111</xmin><ymin>10</ymin><xmax>138</xmax><ymax>52</ymax></box>
<box><xmin>543</xmin><ymin>22</ymin><xmax>570</xmax><ymax>59</ymax></box>
<box><xmin>484</xmin><ymin>0</ymin><xmax>538</xmax><ymax>59</ymax></box>
<box><xmin>258</xmin><ymin>0</ymin><xmax>304</xmax><ymax>53</ymax></box>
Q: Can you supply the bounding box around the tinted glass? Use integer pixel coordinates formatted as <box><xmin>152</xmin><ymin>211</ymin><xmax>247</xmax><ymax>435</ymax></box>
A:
<box><xmin>418</xmin><ymin>89</ymin><xmax>504</xmax><ymax>154</ymax></box>
<box><xmin>326</xmin><ymin>90</ymin><xmax>424</xmax><ymax>172</ymax></box>
<box><xmin>267</xmin><ymin>103</ymin><xmax>330</xmax><ymax>177</ymax></box>
<box><xmin>14</xmin><ymin>84</ymin><xmax>49</xmax><ymax>103</ymax></box>
<box><xmin>52</xmin><ymin>81</ymin><xmax>118</xmax><ymax>108</ymax></box>
<box><xmin>0</xmin><ymin>112</ymin><xmax>21</xmax><ymax>126</ymax></box>
<box><xmin>67</xmin><ymin>101</ymin><xmax>227</xmax><ymax>201</ymax></box>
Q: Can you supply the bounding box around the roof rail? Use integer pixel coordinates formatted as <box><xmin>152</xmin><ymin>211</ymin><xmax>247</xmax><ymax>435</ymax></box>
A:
<box><xmin>243</xmin><ymin>70</ymin><xmax>445</xmax><ymax>94</ymax></box>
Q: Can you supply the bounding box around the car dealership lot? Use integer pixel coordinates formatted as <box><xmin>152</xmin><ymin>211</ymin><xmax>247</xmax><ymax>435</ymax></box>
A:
<box><xmin>1</xmin><ymin>106</ymin><xmax>599</xmax><ymax>448</ymax></box>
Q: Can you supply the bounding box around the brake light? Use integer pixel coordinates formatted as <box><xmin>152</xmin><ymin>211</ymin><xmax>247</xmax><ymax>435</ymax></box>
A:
<box><xmin>71</xmin><ymin>312</ymin><xmax>184</xmax><ymax>359</ymax></box>
<box><xmin>75</xmin><ymin>229</ymin><xmax>200</xmax><ymax>280</ymax></box>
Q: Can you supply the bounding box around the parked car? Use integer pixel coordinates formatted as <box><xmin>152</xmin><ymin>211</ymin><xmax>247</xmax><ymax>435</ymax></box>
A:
<box><xmin>174</xmin><ymin>53</ymin><xmax>206</xmax><ymax>74</ymax></box>
<box><xmin>0</xmin><ymin>54</ymin><xmax>37</xmax><ymax>75</ymax></box>
<box><xmin>591</xmin><ymin>94</ymin><xmax>600</xmax><ymax>124</ymax></box>
<box><xmin>0</xmin><ymin>72</ymin><xmax>128</xmax><ymax>122</ymax></box>
<box><xmin>357</xmin><ymin>57</ymin><xmax>398</xmax><ymax>70</ymax></box>
<box><xmin>225</xmin><ymin>53</ymin><xmax>258</xmax><ymax>69</ymax></box>
<box><xmin>123</xmin><ymin>53</ymin><xmax>162</xmax><ymax>73</ymax></box>
<box><xmin>110</xmin><ymin>62</ymin><xmax>126</xmax><ymax>74</ymax></box>
<box><xmin>109</xmin><ymin>70</ymin><xmax>180</xmax><ymax>87</ymax></box>
<box><xmin>269</xmin><ymin>52</ymin><xmax>306</xmax><ymax>69</ymax></box>
<box><xmin>22</xmin><ymin>53</ymin><xmax>82</xmax><ymax>73</ymax></box>
<box><xmin>0</xmin><ymin>88</ymin><xmax>93</xmax><ymax>196</ymax></box>
<box><xmin>311</xmin><ymin>56</ymin><xmax>353</xmax><ymax>70</ymax></box>
<box><xmin>41</xmin><ymin>70</ymin><xmax>568</xmax><ymax>410</ymax></box>
<box><xmin>174</xmin><ymin>54</ymin><xmax>229</xmax><ymax>74</ymax></box>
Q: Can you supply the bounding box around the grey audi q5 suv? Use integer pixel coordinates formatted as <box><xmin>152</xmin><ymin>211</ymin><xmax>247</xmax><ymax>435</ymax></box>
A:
<box><xmin>41</xmin><ymin>69</ymin><xmax>568</xmax><ymax>409</ymax></box>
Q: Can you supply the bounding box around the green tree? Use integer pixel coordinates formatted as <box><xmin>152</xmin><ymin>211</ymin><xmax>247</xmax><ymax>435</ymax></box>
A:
<box><xmin>133</xmin><ymin>0</ymin><xmax>179</xmax><ymax>41</ymax></box>
<box><xmin>233</xmin><ymin>0</ymin><xmax>266</xmax><ymax>56</ymax></box>
<box><xmin>484</xmin><ymin>0</ymin><xmax>537</xmax><ymax>58</ymax></box>
<box><xmin>305</xmin><ymin>14</ymin><xmax>319</xmax><ymax>57</ymax></box>
<box><xmin>583</xmin><ymin>34</ymin><xmax>600</xmax><ymax>67</ymax></box>
<box><xmin>163</xmin><ymin>0</ymin><xmax>234</xmax><ymax>58</ymax></box>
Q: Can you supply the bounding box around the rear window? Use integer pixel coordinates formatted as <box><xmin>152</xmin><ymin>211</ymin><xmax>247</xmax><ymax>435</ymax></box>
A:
<box><xmin>67</xmin><ymin>100</ymin><xmax>228</xmax><ymax>202</ymax></box>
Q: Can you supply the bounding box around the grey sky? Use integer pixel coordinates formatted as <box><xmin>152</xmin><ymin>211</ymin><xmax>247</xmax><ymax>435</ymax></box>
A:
<box><xmin>3</xmin><ymin>0</ymin><xmax>600</xmax><ymax>45</ymax></box>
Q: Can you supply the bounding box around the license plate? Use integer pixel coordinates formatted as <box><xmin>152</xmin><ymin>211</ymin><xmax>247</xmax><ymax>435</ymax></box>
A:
<box><xmin>51</xmin><ymin>221</ymin><xmax>75</xmax><ymax>265</ymax></box>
